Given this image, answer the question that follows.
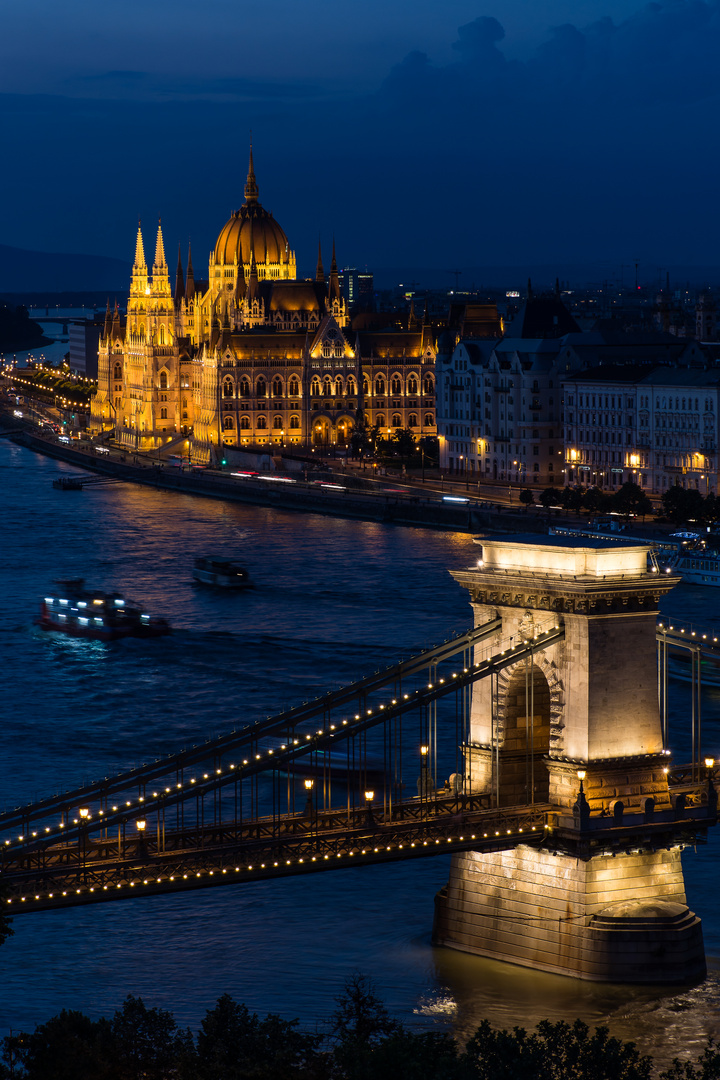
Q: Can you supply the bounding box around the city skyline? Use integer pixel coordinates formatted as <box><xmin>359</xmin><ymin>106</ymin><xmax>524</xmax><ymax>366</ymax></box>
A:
<box><xmin>1</xmin><ymin>0</ymin><xmax>720</xmax><ymax>273</ymax></box>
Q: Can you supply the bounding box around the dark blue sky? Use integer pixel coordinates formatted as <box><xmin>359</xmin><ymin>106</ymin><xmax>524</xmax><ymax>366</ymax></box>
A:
<box><xmin>1</xmin><ymin>0</ymin><xmax>718</xmax><ymax>278</ymax></box>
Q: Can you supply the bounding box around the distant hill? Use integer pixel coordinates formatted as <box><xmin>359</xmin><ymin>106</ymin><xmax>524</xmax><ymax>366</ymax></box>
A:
<box><xmin>0</xmin><ymin>244</ymin><xmax>130</xmax><ymax>293</ymax></box>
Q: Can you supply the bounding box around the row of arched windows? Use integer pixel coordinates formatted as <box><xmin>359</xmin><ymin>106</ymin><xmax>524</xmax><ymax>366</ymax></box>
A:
<box><xmin>223</xmin><ymin>415</ymin><xmax>302</xmax><ymax>431</ymax></box>
<box><xmin>220</xmin><ymin>374</ymin><xmax>435</xmax><ymax>399</ymax></box>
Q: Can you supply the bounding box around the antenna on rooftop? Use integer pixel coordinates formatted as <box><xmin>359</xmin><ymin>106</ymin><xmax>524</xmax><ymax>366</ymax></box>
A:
<box><xmin>448</xmin><ymin>269</ymin><xmax>462</xmax><ymax>290</ymax></box>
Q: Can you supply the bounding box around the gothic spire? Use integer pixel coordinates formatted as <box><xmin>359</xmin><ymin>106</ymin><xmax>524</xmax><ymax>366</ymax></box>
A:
<box><xmin>328</xmin><ymin>236</ymin><xmax>340</xmax><ymax>301</ymax></box>
<box><xmin>174</xmin><ymin>244</ymin><xmax>185</xmax><ymax>306</ymax></box>
<box><xmin>153</xmin><ymin>219</ymin><xmax>167</xmax><ymax>273</ymax></box>
<box><xmin>133</xmin><ymin>221</ymin><xmax>146</xmax><ymax>270</ymax></box>
<box><xmin>235</xmin><ymin>257</ymin><xmax>247</xmax><ymax>302</ymax></box>
<box><xmin>316</xmin><ymin>238</ymin><xmax>325</xmax><ymax>283</ymax></box>
<box><xmin>244</xmin><ymin>142</ymin><xmax>259</xmax><ymax>204</ymax></box>
<box><xmin>185</xmin><ymin>243</ymin><xmax>195</xmax><ymax>300</ymax></box>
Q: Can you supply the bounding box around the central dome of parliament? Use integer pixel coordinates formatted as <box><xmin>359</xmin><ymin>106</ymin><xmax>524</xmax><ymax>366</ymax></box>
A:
<box><xmin>213</xmin><ymin>149</ymin><xmax>293</xmax><ymax>272</ymax></box>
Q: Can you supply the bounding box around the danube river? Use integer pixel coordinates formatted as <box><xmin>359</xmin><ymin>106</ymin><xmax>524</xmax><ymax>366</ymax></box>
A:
<box><xmin>1</xmin><ymin>437</ymin><xmax>720</xmax><ymax>1065</ymax></box>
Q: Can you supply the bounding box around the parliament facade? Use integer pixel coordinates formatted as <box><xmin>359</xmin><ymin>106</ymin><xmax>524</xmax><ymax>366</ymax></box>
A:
<box><xmin>90</xmin><ymin>152</ymin><xmax>437</xmax><ymax>461</ymax></box>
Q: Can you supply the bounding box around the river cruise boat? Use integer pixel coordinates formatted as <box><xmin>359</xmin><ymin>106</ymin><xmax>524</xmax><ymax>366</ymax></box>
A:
<box><xmin>37</xmin><ymin>581</ymin><xmax>171</xmax><ymax>641</ymax></box>
<box><xmin>665</xmin><ymin>534</ymin><xmax>720</xmax><ymax>586</ymax></box>
<box><xmin>192</xmin><ymin>557</ymin><xmax>252</xmax><ymax>590</ymax></box>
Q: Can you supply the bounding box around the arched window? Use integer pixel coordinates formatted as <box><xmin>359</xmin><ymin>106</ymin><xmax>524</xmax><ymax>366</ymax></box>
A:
<box><xmin>257</xmin><ymin>378</ymin><xmax>267</xmax><ymax>398</ymax></box>
<box><xmin>311</xmin><ymin>377</ymin><xmax>321</xmax><ymax>396</ymax></box>
<box><xmin>334</xmin><ymin>343</ymin><xmax>343</xmax><ymax>358</ymax></box>
<box><xmin>408</xmin><ymin>376</ymin><xmax>418</xmax><ymax>395</ymax></box>
<box><xmin>160</xmin><ymin>407</ymin><xmax>167</xmax><ymax>419</ymax></box>
<box><xmin>334</xmin><ymin>377</ymin><xmax>344</xmax><ymax>396</ymax></box>
<box><xmin>376</xmin><ymin>414</ymin><xmax>386</xmax><ymax>428</ymax></box>
<box><xmin>159</xmin><ymin>371</ymin><xmax>168</xmax><ymax>390</ymax></box>
<box><xmin>159</xmin><ymin>326</ymin><xmax>166</xmax><ymax>345</ymax></box>
<box><xmin>272</xmin><ymin>377</ymin><xmax>283</xmax><ymax>397</ymax></box>
<box><xmin>408</xmin><ymin>414</ymin><xmax>418</xmax><ymax>428</ymax></box>
<box><xmin>240</xmin><ymin>416</ymin><xmax>250</xmax><ymax>430</ymax></box>
<box><xmin>290</xmin><ymin>415</ymin><xmax>300</xmax><ymax>429</ymax></box>
<box><xmin>113</xmin><ymin>363</ymin><xmax>122</xmax><ymax>381</ymax></box>
<box><xmin>375</xmin><ymin>377</ymin><xmax>385</xmax><ymax>396</ymax></box>
<box><xmin>424</xmin><ymin>413</ymin><xmax>433</xmax><ymax>427</ymax></box>
<box><xmin>240</xmin><ymin>378</ymin><xmax>250</xmax><ymax>398</ymax></box>
<box><xmin>257</xmin><ymin>415</ymin><xmax>267</xmax><ymax>429</ymax></box>
<box><xmin>322</xmin><ymin>342</ymin><xmax>331</xmax><ymax>358</ymax></box>
<box><xmin>223</xmin><ymin>379</ymin><xmax>233</xmax><ymax>398</ymax></box>
<box><xmin>392</xmin><ymin>413</ymin><xmax>402</xmax><ymax>427</ymax></box>
<box><xmin>223</xmin><ymin>416</ymin><xmax>234</xmax><ymax>430</ymax></box>
<box><xmin>362</xmin><ymin>378</ymin><xmax>369</xmax><ymax>395</ymax></box>
<box><xmin>323</xmin><ymin>376</ymin><xmax>332</xmax><ymax>396</ymax></box>
<box><xmin>347</xmin><ymin>376</ymin><xmax>356</xmax><ymax>395</ymax></box>
<box><xmin>424</xmin><ymin>376</ymin><xmax>433</xmax><ymax>395</ymax></box>
<box><xmin>289</xmin><ymin>377</ymin><xmax>300</xmax><ymax>397</ymax></box>
<box><xmin>273</xmin><ymin>415</ymin><xmax>283</xmax><ymax>429</ymax></box>
<box><xmin>392</xmin><ymin>376</ymin><xmax>402</xmax><ymax>396</ymax></box>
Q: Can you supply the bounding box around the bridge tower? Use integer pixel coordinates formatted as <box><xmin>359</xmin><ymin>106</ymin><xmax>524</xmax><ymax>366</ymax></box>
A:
<box><xmin>434</xmin><ymin>535</ymin><xmax>711</xmax><ymax>983</ymax></box>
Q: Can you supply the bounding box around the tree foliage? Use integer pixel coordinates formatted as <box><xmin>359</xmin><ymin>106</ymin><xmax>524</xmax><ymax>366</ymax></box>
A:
<box><xmin>5</xmin><ymin>979</ymin><xmax>720</xmax><ymax>1080</ymax></box>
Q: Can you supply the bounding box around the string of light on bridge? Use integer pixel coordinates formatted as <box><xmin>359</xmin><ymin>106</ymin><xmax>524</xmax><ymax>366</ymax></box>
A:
<box><xmin>2</xmin><ymin>627</ymin><xmax>560</xmax><ymax>851</ymax></box>
<box><xmin>3</xmin><ymin>824</ymin><xmax>541</xmax><ymax>910</ymax></box>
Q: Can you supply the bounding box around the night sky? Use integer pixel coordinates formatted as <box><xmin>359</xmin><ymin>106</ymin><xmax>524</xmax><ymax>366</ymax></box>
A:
<box><xmin>1</xmin><ymin>0</ymin><xmax>718</xmax><ymax>277</ymax></box>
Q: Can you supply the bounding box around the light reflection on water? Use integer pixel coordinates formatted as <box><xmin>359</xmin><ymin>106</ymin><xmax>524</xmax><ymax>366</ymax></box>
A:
<box><xmin>1</xmin><ymin>439</ymin><xmax>720</xmax><ymax>1066</ymax></box>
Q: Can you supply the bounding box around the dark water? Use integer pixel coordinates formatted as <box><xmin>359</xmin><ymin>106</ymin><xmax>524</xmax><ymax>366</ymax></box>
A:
<box><xmin>1</xmin><ymin>440</ymin><xmax>720</xmax><ymax>1066</ymax></box>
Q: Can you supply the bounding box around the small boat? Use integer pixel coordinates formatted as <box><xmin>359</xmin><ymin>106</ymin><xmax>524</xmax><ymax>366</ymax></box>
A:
<box><xmin>52</xmin><ymin>477</ymin><xmax>84</xmax><ymax>490</ymax></box>
<box><xmin>192</xmin><ymin>557</ymin><xmax>252</xmax><ymax>590</ymax></box>
<box><xmin>37</xmin><ymin>580</ymin><xmax>171</xmax><ymax>641</ymax></box>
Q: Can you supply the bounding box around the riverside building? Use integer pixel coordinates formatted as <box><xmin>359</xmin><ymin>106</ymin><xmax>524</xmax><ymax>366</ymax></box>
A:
<box><xmin>89</xmin><ymin>151</ymin><xmax>437</xmax><ymax>461</ymax></box>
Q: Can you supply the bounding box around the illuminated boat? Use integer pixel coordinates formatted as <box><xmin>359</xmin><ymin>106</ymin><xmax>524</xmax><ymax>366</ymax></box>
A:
<box><xmin>192</xmin><ymin>557</ymin><xmax>252</xmax><ymax>590</ymax></box>
<box><xmin>37</xmin><ymin>580</ymin><xmax>171</xmax><ymax>641</ymax></box>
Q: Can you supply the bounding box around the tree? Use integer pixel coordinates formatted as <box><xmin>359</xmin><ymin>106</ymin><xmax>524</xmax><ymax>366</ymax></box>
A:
<box><xmin>611</xmin><ymin>482</ymin><xmax>653</xmax><ymax>520</ymax></box>
<box><xmin>561</xmin><ymin>486</ymin><xmax>583</xmax><ymax>514</ymax></box>
<box><xmin>659</xmin><ymin>1038</ymin><xmax>720</xmax><ymax>1080</ymax></box>
<box><xmin>462</xmin><ymin>1018</ymin><xmax>652</xmax><ymax>1080</ymax></box>
<box><xmin>581</xmin><ymin>486</ymin><xmax>610</xmax><ymax>515</ymax></box>
<box><xmin>111</xmin><ymin>995</ymin><xmax>194</xmax><ymax>1080</ymax></box>
<box><xmin>330</xmin><ymin>974</ymin><xmax>401</xmax><ymax>1079</ymax></box>
<box><xmin>662</xmin><ymin>485</ymin><xmax>705</xmax><ymax>524</ymax></box>
<box><xmin>391</xmin><ymin>427</ymin><xmax>416</xmax><ymax>460</ymax></box>
<box><xmin>13</xmin><ymin>1010</ymin><xmax>115</xmax><ymax>1080</ymax></box>
<box><xmin>519</xmin><ymin>488</ymin><xmax>534</xmax><ymax>510</ymax></box>
<box><xmin>539</xmin><ymin>487</ymin><xmax>564</xmax><ymax>510</ymax></box>
<box><xmin>196</xmin><ymin>993</ymin><xmax>322</xmax><ymax>1080</ymax></box>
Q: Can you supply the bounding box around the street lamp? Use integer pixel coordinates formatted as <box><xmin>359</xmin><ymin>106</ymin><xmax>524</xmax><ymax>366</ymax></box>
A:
<box><xmin>364</xmin><ymin>789</ymin><xmax>375</xmax><ymax>826</ymax></box>
<box><xmin>304</xmin><ymin>777</ymin><xmax>314</xmax><ymax>817</ymax></box>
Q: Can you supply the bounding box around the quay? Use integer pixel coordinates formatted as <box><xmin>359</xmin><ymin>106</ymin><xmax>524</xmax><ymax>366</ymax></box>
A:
<box><xmin>0</xmin><ymin>406</ymin><xmax>546</xmax><ymax>535</ymax></box>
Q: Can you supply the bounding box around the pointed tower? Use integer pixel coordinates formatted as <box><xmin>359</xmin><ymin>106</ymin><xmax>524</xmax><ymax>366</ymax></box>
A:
<box><xmin>234</xmin><ymin>256</ymin><xmax>247</xmax><ymax>304</ymax></box>
<box><xmin>174</xmin><ymin>245</ymin><xmax>185</xmax><ymax>308</ymax></box>
<box><xmin>316</xmin><ymin>239</ymin><xmax>325</xmax><ymax>284</ymax></box>
<box><xmin>152</xmin><ymin>220</ymin><xmax>171</xmax><ymax>296</ymax></box>
<box><xmin>130</xmin><ymin>221</ymin><xmax>148</xmax><ymax>297</ymax></box>
<box><xmin>247</xmin><ymin>250</ymin><xmax>260</xmax><ymax>303</ymax></box>
<box><xmin>103</xmin><ymin>299</ymin><xmax>112</xmax><ymax>341</ymax></box>
<box><xmin>245</xmin><ymin>143</ymin><xmax>259</xmax><ymax>205</ymax></box>
<box><xmin>328</xmin><ymin>238</ymin><xmax>341</xmax><ymax>302</ymax></box>
<box><xmin>185</xmin><ymin>243</ymin><xmax>195</xmax><ymax>301</ymax></box>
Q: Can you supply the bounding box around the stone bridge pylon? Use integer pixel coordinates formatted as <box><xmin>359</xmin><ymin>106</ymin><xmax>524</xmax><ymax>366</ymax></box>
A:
<box><xmin>433</xmin><ymin>535</ymin><xmax>713</xmax><ymax>984</ymax></box>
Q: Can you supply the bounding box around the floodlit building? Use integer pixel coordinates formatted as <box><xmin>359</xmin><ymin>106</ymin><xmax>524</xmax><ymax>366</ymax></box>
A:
<box><xmin>90</xmin><ymin>151</ymin><xmax>436</xmax><ymax>460</ymax></box>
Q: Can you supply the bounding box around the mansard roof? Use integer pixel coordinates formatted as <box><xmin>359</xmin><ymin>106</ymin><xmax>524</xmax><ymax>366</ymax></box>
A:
<box><xmin>268</xmin><ymin>280</ymin><xmax>327</xmax><ymax>313</ymax></box>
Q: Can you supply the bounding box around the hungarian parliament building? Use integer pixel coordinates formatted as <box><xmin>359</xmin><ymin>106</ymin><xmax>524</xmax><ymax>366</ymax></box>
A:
<box><xmin>89</xmin><ymin>152</ymin><xmax>450</xmax><ymax>462</ymax></box>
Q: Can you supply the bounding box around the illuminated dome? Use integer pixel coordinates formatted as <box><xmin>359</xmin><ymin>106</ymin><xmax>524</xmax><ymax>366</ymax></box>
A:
<box><xmin>213</xmin><ymin>149</ymin><xmax>294</xmax><ymax>275</ymax></box>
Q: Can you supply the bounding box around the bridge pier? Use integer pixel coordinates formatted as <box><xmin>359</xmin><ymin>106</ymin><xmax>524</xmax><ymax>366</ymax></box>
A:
<box><xmin>434</xmin><ymin>536</ymin><xmax>710</xmax><ymax>984</ymax></box>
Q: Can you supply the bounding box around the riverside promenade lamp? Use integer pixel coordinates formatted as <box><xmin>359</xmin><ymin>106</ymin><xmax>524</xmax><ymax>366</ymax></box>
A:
<box><xmin>304</xmin><ymin>778</ymin><xmax>314</xmax><ymax>817</ymax></box>
<box><xmin>364</xmin><ymin>790</ymin><xmax>375</xmax><ymax>827</ymax></box>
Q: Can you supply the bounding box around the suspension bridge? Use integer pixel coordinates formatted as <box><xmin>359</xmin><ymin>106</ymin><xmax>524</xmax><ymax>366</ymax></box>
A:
<box><xmin>0</xmin><ymin>599</ymin><xmax>715</xmax><ymax>920</ymax></box>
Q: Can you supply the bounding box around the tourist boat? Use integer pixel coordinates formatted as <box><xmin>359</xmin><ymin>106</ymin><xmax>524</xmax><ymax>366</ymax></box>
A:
<box><xmin>37</xmin><ymin>580</ymin><xmax>171</xmax><ymax>641</ymax></box>
<box><xmin>192</xmin><ymin>557</ymin><xmax>252</xmax><ymax>589</ymax></box>
<box><xmin>666</xmin><ymin>536</ymin><xmax>720</xmax><ymax>586</ymax></box>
